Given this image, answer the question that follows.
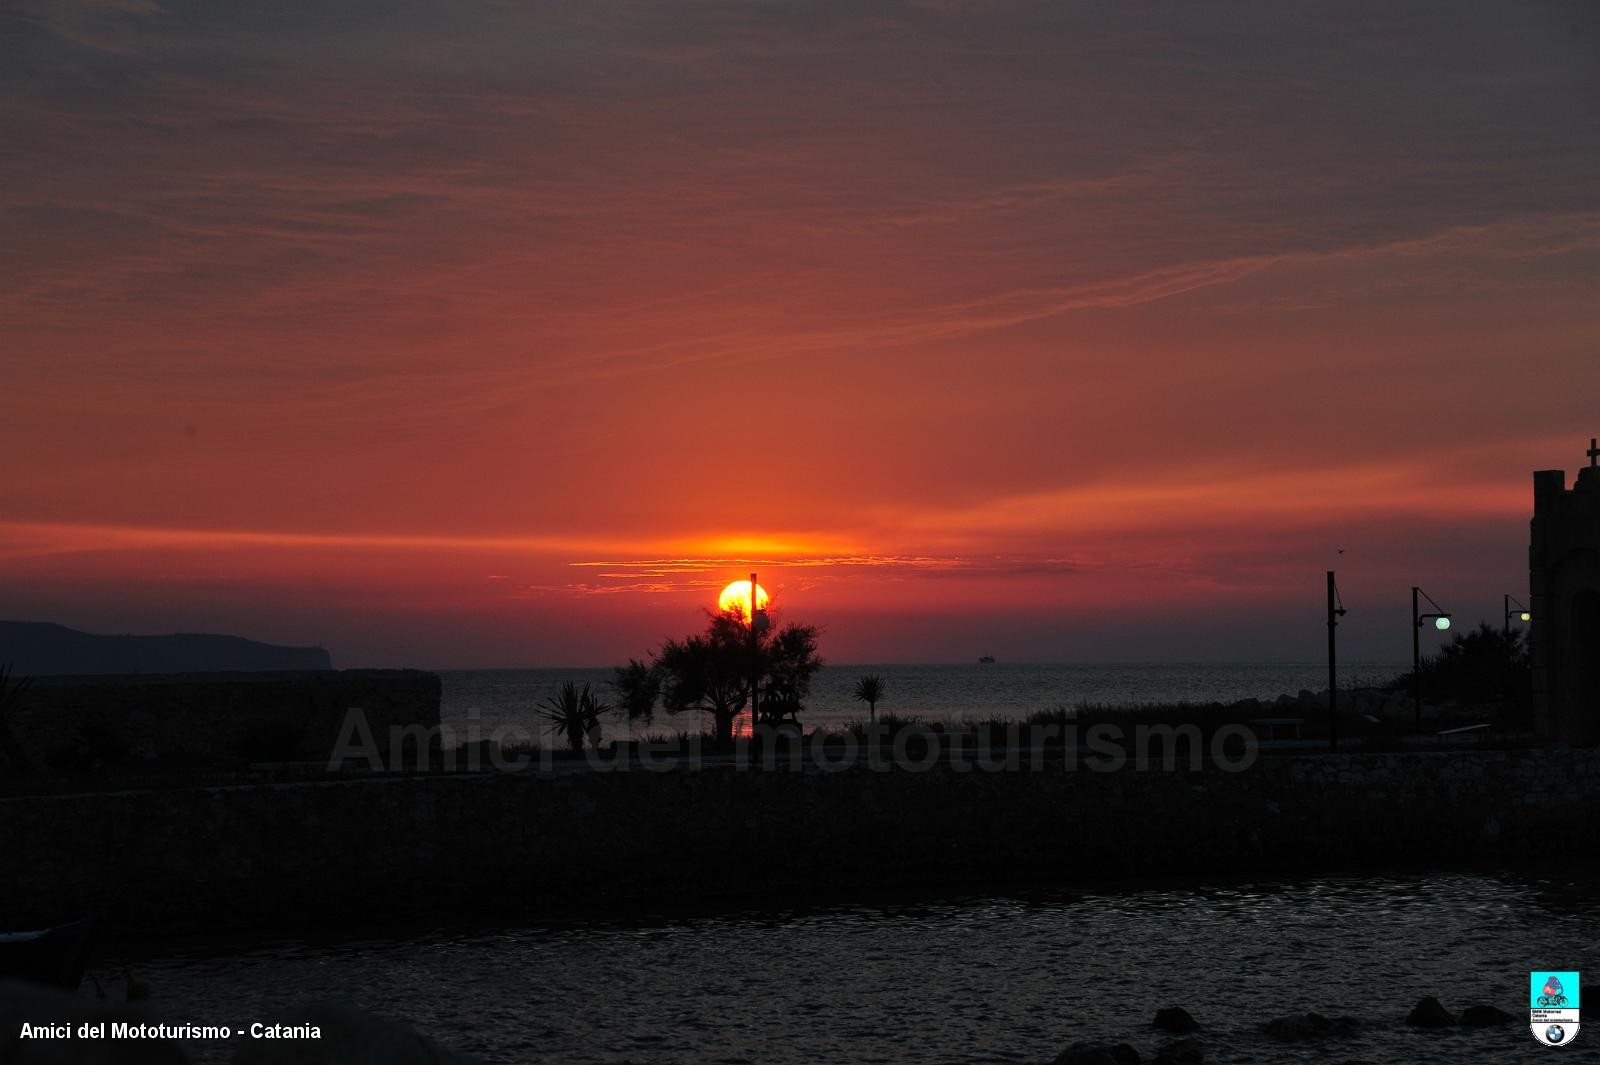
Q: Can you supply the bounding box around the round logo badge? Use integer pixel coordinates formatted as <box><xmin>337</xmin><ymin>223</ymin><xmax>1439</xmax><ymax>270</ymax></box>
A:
<box><xmin>1531</xmin><ymin>970</ymin><xmax>1581</xmax><ymax>1047</ymax></box>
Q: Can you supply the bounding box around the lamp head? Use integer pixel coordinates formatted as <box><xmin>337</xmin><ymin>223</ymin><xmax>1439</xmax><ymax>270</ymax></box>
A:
<box><xmin>1434</xmin><ymin>616</ymin><xmax>1451</xmax><ymax>631</ymax></box>
<box><xmin>1520</xmin><ymin>611</ymin><xmax>1531</xmax><ymax>622</ymax></box>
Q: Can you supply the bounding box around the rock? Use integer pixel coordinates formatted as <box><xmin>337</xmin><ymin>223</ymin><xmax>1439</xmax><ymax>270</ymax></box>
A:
<box><xmin>1263</xmin><ymin>1015</ymin><xmax>1307</xmax><ymax>1041</ymax></box>
<box><xmin>1054</xmin><ymin>1042</ymin><xmax>1140</xmax><ymax>1065</ymax></box>
<box><xmin>1459</xmin><ymin>1004</ymin><xmax>1515</xmax><ymax>1027</ymax></box>
<box><xmin>1263</xmin><ymin>1011</ymin><xmax>1360</xmax><ymax>1041</ymax></box>
<box><xmin>1153</xmin><ymin>1006</ymin><xmax>1200</xmax><ymax>1033</ymax></box>
<box><xmin>0</xmin><ymin>979</ymin><xmax>187</xmax><ymax>1063</ymax></box>
<box><xmin>1152</xmin><ymin>1036</ymin><xmax>1204</xmax><ymax>1063</ymax></box>
<box><xmin>124</xmin><ymin>969</ymin><xmax>151</xmax><ymax>1003</ymax></box>
<box><xmin>1405</xmin><ymin>996</ymin><xmax>1455</xmax><ymax>1028</ymax></box>
<box><xmin>231</xmin><ymin>1000</ymin><xmax>485</xmax><ymax>1064</ymax></box>
<box><xmin>1053</xmin><ymin>1044</ymin><xmax>1114</xmax><ymax>1065</ymax></box>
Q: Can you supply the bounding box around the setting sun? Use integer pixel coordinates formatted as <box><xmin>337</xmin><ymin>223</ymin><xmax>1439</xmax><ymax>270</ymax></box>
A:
<box><xmin>717</xmin><ymin>579</ymin><xmax>770</xmax><ymax>619</ymax></box>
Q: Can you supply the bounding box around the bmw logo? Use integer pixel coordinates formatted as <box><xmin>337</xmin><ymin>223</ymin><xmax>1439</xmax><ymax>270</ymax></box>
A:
<box><xmin>1547</xmin><ymin>1024</ymin><xmax>1566</xmax><ymax>1044</ymax></box>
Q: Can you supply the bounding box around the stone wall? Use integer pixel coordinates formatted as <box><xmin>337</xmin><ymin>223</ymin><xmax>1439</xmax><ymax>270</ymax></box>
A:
<box><xmin>5</xmin><ymin>671</ymin><xmax>440</xmax><ymax>770</ymax></box>
<box><xmin>0</xmin><ymin>748</ymin><xmax>1595</xmax><ymax>937</ymax></box>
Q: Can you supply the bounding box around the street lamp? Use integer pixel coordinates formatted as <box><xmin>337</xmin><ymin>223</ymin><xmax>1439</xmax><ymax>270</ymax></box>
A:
<box><xmin>747</xmin><ymin>572</ymin><xmax>770</xmax><ymax>736</ymax></box>
<box><xmin>1411</xmin><ymin>586</ymin><xmax>1451</xmax><ymax>729</ymax></box>
<box><xmin>1327</xmin><ymin>571</ymin><xmax>1347</xmax><ymax>751</ymax></box>
<box><xmin>1503</xmin><ymin>593</ymin><xmax>1531</xmax><ymax>636</ymax></box>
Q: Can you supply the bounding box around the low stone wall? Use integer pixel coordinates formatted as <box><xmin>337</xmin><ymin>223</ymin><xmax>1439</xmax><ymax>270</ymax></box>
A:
<box><xmin>0</xmin><ymin>748</ymin><xmax>1595</xmax><ymax>937</ymax></box>
<box><xmin>5</xmin><ymin>671</ymin><xmax>440</xmax><ymax>770</ymax></box>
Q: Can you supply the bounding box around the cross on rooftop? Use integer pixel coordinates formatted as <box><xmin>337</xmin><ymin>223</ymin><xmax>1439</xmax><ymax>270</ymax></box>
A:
<box><xmin>1590</xmin><ymin>437</ymin><xmax>1600</xmax><ymax>467</ymax></box>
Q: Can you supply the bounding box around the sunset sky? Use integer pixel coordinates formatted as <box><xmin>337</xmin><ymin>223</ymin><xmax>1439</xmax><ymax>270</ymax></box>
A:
<box><xmin>4</xmin><ymin>1</ymin><xmax>1598</xmax><ymax>666</ymax></box>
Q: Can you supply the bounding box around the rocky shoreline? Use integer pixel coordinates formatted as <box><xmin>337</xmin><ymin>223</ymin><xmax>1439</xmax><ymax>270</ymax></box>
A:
<box><xmin>1053</xmin><ymin>998</ymin><xmax>1520</xmax><ymax>1064</ymax></box>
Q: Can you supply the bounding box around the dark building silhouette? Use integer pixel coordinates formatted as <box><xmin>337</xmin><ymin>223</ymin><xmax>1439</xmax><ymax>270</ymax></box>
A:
<box><xmin>1530</xmin><ymin>438</ymin><xmax>1600</xmax><ymax>745</ymax></box>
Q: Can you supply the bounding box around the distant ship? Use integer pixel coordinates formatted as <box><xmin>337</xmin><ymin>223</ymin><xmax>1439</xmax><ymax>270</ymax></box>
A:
<box><xmin>978</xmin><ymin>655</ymin><xmax>995</xmax><ymax>664</ymax></box>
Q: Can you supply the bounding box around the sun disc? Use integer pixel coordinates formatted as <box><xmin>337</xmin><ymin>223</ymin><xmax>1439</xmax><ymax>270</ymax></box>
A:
<box><xmin>717</xmin><ymin>579</ymin><xmax>770</xmax><ymax>619</ymax></box>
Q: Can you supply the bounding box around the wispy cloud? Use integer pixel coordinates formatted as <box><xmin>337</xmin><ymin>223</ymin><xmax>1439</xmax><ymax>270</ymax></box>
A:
<box><xmin>3</xmin><ymin>0</ymin><xmax>167</xmax><ymax>56</ymax></box>
<box><xmin>0</xmin><ymin>522</ymin><xmax>644</xmax><ymax>562</ymax></box>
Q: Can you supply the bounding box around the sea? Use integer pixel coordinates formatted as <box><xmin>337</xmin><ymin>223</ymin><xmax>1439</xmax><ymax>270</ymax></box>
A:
<box><xmin>437</xmin><ymin>660</ymin><xmax>1411</xmax><ymax>746</ymax></box>
<box><xmin>120</xmin><ymin>872</ymin><xmax>1597</xmax><ymax>1064</ymax></box>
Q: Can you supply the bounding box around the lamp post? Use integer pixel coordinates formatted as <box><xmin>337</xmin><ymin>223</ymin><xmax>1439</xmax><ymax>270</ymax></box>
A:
<box><xmin>1411</xmin><ymin>586</ymin><xmax>1451</xmax><ymax>730</ymax></box>
<box><xmin>748</xmin><ymin>572</ymin><xmax>770</xmax><ymax>738</ymax></box>
<box><xmin>1327</xmin><ymin>571</ymin><xmax>1347</xmax><ymax>752</ymax></box>
<box><xmin>1503</xmin><ymin>593</ymin><xmax>1531</xmax><ymax>637</ymax></box>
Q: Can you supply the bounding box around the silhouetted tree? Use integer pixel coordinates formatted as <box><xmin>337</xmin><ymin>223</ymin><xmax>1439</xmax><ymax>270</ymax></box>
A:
<box><xmin>540</xmin><ymin>681</ymin><xmax>610</xmax><ymax>752</ymax></box>
<box><xmin>614</xmin><ymin>658</ymin><xmax>660</xmax><ymax>722</ymax></box>
<box><xmin>656</xmin><ymin>620</ymin><xmax>751</xmax><ymax>741</ymax></box>
<box><xmin>757</xmin><ymin>621</ymin><xmax>821</xmax><ymax>728</ymax></box>
<box><xmin>0</xmin><ymin>664</ymin><xmax>33</xmax><ymax>774</ymax></box>
<box><xmin>617</xmin><ymin>610</ymin><xmax>823</xmax><ymax>745</ymax></box>
<box><xmin>852</xmin><ymin>674</ymin><xmax>885</xmax><ymax>723</ymax></box>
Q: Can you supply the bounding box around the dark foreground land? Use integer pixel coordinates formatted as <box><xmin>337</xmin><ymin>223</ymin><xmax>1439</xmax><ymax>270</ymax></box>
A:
<box><xmin>3</xmin><ymin>746</ymin><xmax>1596</xmax><ymax>941</ymax></box>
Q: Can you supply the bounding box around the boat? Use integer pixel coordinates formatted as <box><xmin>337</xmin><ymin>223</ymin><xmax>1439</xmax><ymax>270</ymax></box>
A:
<box><xmin>978</xmin><ymin>655</ymin><xmax>995</xmax><ymax>664</ymax></box>
<box><xmin>0</xmin><ymin>918</ymin><xmax>94</xmax><ymax>991</ymax></box>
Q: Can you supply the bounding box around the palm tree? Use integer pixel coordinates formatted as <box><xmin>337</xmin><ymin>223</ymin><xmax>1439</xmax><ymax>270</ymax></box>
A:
<box><xmin>852</xmin><ymin>674</ymin><xmax>885</xmax><ymax>723</ymax></box>
<box><xmin>540</xmin><ymin>681</ymin><xmax>610</xmax><ymax>752</ymax></box>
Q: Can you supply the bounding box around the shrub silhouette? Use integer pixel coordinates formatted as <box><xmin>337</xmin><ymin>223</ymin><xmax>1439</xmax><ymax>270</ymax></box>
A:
<box><xmin>1395</xmin><ymin>623</ymin><xmax>1530</xmax><ymax>706</ymax></box>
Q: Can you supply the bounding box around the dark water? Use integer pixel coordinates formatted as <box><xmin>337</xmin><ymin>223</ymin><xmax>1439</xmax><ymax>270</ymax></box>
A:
<box><xmin>117</xmin><ymin>873</ymin><xmax>1597</xmax><ymax>1063</ymax></box>
<box><xmin>440</xmin><ymin>661</ymin><xmax>1409</xmax><ymax>746</ymax></box>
